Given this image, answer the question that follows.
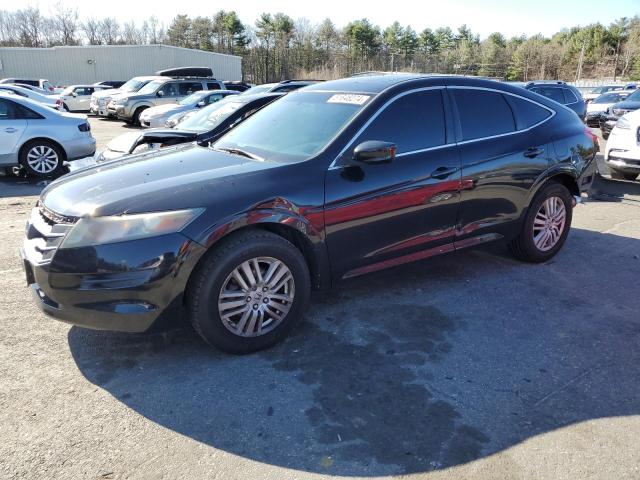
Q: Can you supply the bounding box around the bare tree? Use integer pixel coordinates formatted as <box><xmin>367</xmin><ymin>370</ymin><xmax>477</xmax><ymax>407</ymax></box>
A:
<box><xmin>82</xmin><ymin>18</ymin><xmax>101</xmax><ymax>45</ymax></box>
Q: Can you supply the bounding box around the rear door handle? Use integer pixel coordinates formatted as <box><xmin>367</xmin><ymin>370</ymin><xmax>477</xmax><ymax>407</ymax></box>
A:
<box><xmin>430</xmin><ymin>166</ymin><xmax>460</xmax><ymax>180</ymax></box>
<box><xmin>4</xmin><ymin>127</ymin><xmax>17</xmax><ymax>133</ymax></box>
<box><xmin>524</xmin><ymin>147</ymin><xmax>545</xmax><ymax>158</ymax></box>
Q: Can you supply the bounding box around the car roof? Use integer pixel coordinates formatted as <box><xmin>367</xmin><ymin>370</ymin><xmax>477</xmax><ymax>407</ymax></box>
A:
<box><xmin>302</xmin><ymin>74</ymin><xmax>532</xmax><ymax>95</ymax></box>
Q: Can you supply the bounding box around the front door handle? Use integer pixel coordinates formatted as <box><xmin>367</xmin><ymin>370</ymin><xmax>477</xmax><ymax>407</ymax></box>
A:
<box><xmin>430</xmin><ymin>166</ymin><xmax>459</xmax><ymax>180</ymax></box>
<box><xmin>4</xmin><ymin>127</ymin><xmax>17</xmax><ymax>133</ymax></box>
<box><xmin>524</xmin><ymin>147</ymin><xmax>545</xmax><ymax>158</ymax></box>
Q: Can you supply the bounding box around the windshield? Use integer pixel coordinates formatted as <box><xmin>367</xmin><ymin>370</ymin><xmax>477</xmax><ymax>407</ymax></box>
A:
<box><xmin>136</xmin><ymin>80</ymin><xmax>163</xmax><ymax>95</ymax></box>
<box><xmin>594</xmin><ymin>92</ymin><xmax>625</xmax><ymax>104</ymax></box>
<box><xmin>122</xmin><ymin>78</ymin><xmax>149</xmax><ymax>93</ymax></box>
<box><xmin>179</xmin><ymin>99</ymin><xmax>245</xmax><ymax>133</ymax></box>
<box><xmin>214</xmin><ymin>91</ymin><xmax>370</xmax><ymax>162</ymax></box>
<box><xmin>241</xmin><ymin>84</ymin><xmax>274</xmax><ymax>95</ymax></box>
<box><xmin>625</xmin><ymin>89</ymin><xmax>640</xmax><ymax>101</ymax></box>
<box><xmin>179</xmin><ymin>91</ymin><xmax>209</xmax><ymax>106</ymax></box>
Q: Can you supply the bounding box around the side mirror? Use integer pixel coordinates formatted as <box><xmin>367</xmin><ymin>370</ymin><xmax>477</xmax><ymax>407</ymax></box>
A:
<box><xmin>353</xmin><ymin>141</ymin><xmax>396</xmax><ymax>164</ymax></box>
<box><xmin>197</xmin><ymin>100</ymin><xmax>206</xmax><ymax>107</ymax></box>
<box><xmin>156</xmin><ymin>90</ymin><xmax>164</xmax><ymax>97</ymax></box>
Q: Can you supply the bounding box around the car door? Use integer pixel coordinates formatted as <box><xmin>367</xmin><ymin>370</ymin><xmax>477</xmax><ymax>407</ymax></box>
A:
<box><xmin>76</xmin><ymin>87</ymin><xmax>94</xmax><ymax>110</ymax></box>
<box><xmin>449</xmin><ymin>87</ymin><xmax>554</xmax><ymax>245</ymax></box>
<box><xmin>324</xmin><ymin>88</ymin><xmax>462</xmax><ymax>280</ymax></box>
<box><xmin>0</xmin><ymin>99</ymin><xmax>28</xmax><ymax>165</ymax></box>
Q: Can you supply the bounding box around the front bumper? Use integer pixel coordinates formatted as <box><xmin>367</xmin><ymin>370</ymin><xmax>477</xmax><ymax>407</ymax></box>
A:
<box><xmin>21</xmin><ymin>207</ymin><xmax>206</xmax><ymax>332</ymax></box>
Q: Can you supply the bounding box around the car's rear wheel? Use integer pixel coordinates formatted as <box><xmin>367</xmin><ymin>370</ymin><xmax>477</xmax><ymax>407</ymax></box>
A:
<box><xmin>509</xmin><ymin>182</ymin><xmax>573</xmax><ymax>263</ymax></box>
<box><xmin>610</xmin><ymin>168</ymin><xmax>638</xmax><ymax>181</ymax></box>
<box><xmin>19</xmin><ymin>140</ymin><xmax>65</xmax><ymax>178</ymax></box>
<box><xmin>187</xmin><ymin>230</ymin><xmax>310</xmax><ymax>354</ymax></box>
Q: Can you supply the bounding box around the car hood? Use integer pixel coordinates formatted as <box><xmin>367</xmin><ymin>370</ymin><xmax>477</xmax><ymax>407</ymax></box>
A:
<box><xmin>92</xmin><ymin>88</ymin><xmax>121</xmax><ymax>98</ymax></box>
<box><xmin>610</xmin><ymin>100</ymin><xmax>640</xmax><ymax>110</ymax></box>
<box><xmin>104</xmin><ymin>128</ymin><xmax>198</xmax><ymax>154</ymax></box>
<box><xmin>143</xmin><ymin>104</ymin><xmax>184</xmax><ymax>117</ymax></box>
<box><xmin>41</xmin><ymin>144</ymin><xmax>282</xmax><ymax>218</ymax></box>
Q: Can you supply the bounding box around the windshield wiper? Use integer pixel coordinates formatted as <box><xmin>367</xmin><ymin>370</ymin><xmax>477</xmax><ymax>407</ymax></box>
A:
<box><xmin>216</xmin><ymin>147</ymin><xmax>264</xmax><ymax>162</ymax></box>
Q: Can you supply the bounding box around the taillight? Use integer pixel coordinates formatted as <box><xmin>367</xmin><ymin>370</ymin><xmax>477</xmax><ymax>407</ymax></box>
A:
<box><xmin>584</xmin><ymin>126</ymin><xmax>599</xmax><ymax>147</ymax></box>
<box><xmin>78</xmin><ymin>122</ymin><xmax>90</xmax><ymax>132</ymax></box>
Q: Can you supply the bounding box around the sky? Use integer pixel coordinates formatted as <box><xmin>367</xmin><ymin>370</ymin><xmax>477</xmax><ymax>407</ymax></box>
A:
<box><xmin>13</xmin><ymin>0</ymin><xmax>640</xmax><ymax>38</ymax></box>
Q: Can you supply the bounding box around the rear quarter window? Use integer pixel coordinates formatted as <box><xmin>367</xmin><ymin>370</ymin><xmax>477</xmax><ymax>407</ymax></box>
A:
<box><xmin>452</xmin><ymin>89</ymin><xmax>515</xmax><ymax>141</ymax></box>
<box><xmin>504</xmin><ymin>95</ymin><xmax>552</xmax><ymax>130</ymax></box>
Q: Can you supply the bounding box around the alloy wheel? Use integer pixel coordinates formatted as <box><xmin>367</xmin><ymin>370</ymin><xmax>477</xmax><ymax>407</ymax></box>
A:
<box><xmin>26</xmin><ymin>145</ymin><xmax>59</xmax><ymax>174</ymax></box>
<box><xmin>533</xmin><ymin>196</ymin><xmax>566</xmax><ymax>252</ymax></box>
<box><xmin>218</xmin><ymin>257</ymin><xmax>295</xmax><ymax>337</ymax></box>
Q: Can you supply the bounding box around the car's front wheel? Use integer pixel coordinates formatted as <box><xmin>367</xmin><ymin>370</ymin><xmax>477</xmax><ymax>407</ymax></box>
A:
<box><xmin>19</xmin><ymin>140</ymin><xmax>65</xmax><ymax>178</ymax></box>
<box><xmin>187</xmin><ymin>230</ymin><xmax>311</xmax><ymax>354</ymax></box>
<box><xmin>509</xmin><ymin>182</ymin><xmax>573</xmax><ymax>263</ymax></box>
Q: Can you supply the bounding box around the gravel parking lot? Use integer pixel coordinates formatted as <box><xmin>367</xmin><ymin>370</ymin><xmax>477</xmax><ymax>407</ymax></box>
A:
<box><xmin>1</xmin><ymin>118</ymin><xmax>640</xmax><ymax>479</ymax></box>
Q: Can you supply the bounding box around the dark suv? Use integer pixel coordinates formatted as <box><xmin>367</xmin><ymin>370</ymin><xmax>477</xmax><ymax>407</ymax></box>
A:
<box><xmin>516</xmin><ymin>81</ymin><xmax>586</xmax><ymax>120</ymax></box>
<box><xmin>22</xmin><ymin>75</ymin><xmax>597</xmax><ymax>354</ymax></box>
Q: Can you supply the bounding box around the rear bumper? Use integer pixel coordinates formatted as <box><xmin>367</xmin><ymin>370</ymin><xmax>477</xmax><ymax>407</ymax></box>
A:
<box><xmin>21</xmin><ymin>231</ymin><xmax>206</xmax><ymax>332</ymax></box>
<box><xmin>65</xmin><ymin>136</ymin><xmax>96</xmax><ymax>161</ymax></box>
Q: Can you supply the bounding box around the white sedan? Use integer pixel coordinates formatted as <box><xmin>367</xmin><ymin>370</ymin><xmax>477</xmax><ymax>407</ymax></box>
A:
<box><xmin>604</xmin><ymin>109</ymin><xmax>640</xmax><ymax>181</ymax></box>
<box><xmin>139</xmin><ymin>90</ymin><xmax>238</xmax><ymax>128</ymax></box>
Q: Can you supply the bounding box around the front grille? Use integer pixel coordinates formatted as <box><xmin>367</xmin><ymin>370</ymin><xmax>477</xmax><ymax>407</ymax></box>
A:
<box><xmin>24</xmin><ymin>205</ymin><xmax>77</xmax><ymax>264</ymax></box>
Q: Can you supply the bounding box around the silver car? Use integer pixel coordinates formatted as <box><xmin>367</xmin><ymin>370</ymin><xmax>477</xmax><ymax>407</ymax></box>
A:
<box><xmin>0</xmin><ymin>92</ymin><xmax>96</xmax><ymax>177</ymax></box>
<box><xmin>139</xmin><ymin>90</ymin><xmax>238</xmax><ymax>127</ymax></box>
<box><xmin>0</xmin><ymin>84</ymin><xmax>62</xmax><ymax>110</ymax></box>
<box><xmin>90</xmin><ymin>76</ymin><xmax>163</xmax><ymax>118</ymax></box>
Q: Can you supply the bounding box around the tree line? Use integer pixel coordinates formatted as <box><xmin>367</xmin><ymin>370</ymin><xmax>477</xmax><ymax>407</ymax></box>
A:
<box><xmin>1</xmin><ymin>5</ymin><xmax>639</xmax><ymax>83</ymax></box>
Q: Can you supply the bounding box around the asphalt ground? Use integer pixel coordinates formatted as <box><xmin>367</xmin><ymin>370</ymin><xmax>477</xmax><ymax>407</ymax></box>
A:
<box><xmin>1</xmin><ymin>118</ymin><xmax>639</xmax><ymax>480</ymax></box>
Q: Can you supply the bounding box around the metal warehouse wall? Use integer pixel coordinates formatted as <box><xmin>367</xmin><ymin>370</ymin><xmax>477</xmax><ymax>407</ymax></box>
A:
<box><xmin>0</xmin><ymin>45</ymin><xmax>242</xmax><ymax>85</ymax></box>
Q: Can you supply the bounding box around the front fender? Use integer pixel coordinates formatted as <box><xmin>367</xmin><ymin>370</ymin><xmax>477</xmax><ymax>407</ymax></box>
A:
<box><xmin>185</xmin><ymin>201</ymin><xmax>330</xmax><ymax>289</ymax></box>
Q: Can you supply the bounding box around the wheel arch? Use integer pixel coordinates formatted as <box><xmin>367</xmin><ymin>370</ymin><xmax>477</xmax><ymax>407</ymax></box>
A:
<box><xmin>188</xmin><ymin>210</ymin><xmax>331</xmax><ymax>294</ymax></box>
<box><xmin>18</xmin><ymin>137</ymin><xmax>68</xmax><ymax>163</ymax></box>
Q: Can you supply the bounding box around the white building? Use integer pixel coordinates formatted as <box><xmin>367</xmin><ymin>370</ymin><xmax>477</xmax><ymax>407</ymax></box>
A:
<box><xmin>0</xmin><ymin>44</ymin><xmax>242</xmax><ymax>85</ymax></box>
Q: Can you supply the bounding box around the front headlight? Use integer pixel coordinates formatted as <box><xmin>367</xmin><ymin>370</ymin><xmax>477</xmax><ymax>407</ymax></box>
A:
<box><xmin>116</xmin><ymin>97</ymin><xmax>129</xmax><ymax>105</ymax></box>
<box><xmin>60</xmin><ymin>209</ymin><xmax>203</xmax><ymax>248</ymax></box>
<box><xmin>615</xmin><ymin>117</ymin><xmax>631</xmax><ymax>130</ymax></box>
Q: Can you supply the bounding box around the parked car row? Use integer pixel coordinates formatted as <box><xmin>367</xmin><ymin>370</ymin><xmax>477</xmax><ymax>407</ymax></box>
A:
<box><xmin>17</xmin><ymin>74</ymin><xmax>599</xmax><ymax>354</ymax></box>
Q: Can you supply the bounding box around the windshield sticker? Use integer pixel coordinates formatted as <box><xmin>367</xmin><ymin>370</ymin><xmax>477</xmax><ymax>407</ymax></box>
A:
<box><xmin>327</xmin><ymin>94</ymin><xmax>370</xmax><ymax>105</ymax></box>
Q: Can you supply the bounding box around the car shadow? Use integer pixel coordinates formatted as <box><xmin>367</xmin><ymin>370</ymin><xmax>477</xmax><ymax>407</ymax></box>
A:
<box><xmin>68</xmin><ymin>226</ymin><xmax>640</xmax><ymax>476</ymax></box>
<box><xmin>0</xmin><ymin>170</ymin><xmax>53</xmax><ymax>198</ymax></box>
<box><xmin>589</xmin><ymin>172</ymin><xmax>640</xmax><ymax>203</ymax></box>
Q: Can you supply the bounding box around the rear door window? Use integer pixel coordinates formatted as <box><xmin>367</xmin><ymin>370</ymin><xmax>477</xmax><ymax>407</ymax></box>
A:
<box><xmin>180</xmin><ymin>82</ymin><xmax>203</xmax><ymax>96</ymax></box>
<box><xmin>504</xmin><ymin>95</ymin><xmax>552</xmax><ymax>130</ymax></box>
<box><xmin>530</xmin><ymin>86</ymin><xmax>565</xmax><ymax>104</ymax></box>
<box><xmin>452</xmin><ymin>89</ymin><xmax>515</xmax><ymax>141</ymax></box>
<box><xmin>353</xmin><ymin>89</ymin><xmax>447</xmax><ymax>153</ymax></box>
<box><xmin>562</xmin><ymin>88</ymin><xmax>579</xmax><ymax>104</ymax></box>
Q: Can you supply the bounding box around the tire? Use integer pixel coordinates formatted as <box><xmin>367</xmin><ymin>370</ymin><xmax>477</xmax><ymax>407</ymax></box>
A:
<box><xmin>19</xmin><ymin>139</ymin><xmax>65</xmax><ymax>178</ymax></box>
<box><xmin>186</xmin><ymin>230</ymin><xmax>311</xmax><ymax>354</ymax></box>
<box><xmin>509</xmin><ymin>182</ymin><xmax>573</xmax><ymax>263</ymax></box>
<box><xmin>131</xmin><ymin>107</ymin><xmax>147</xmax><ymax>126</ymax></box>
<box><xmin>610</xmin><ymin>169</ymin><xmax>638</xmax><ymax>181</ymax></box>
